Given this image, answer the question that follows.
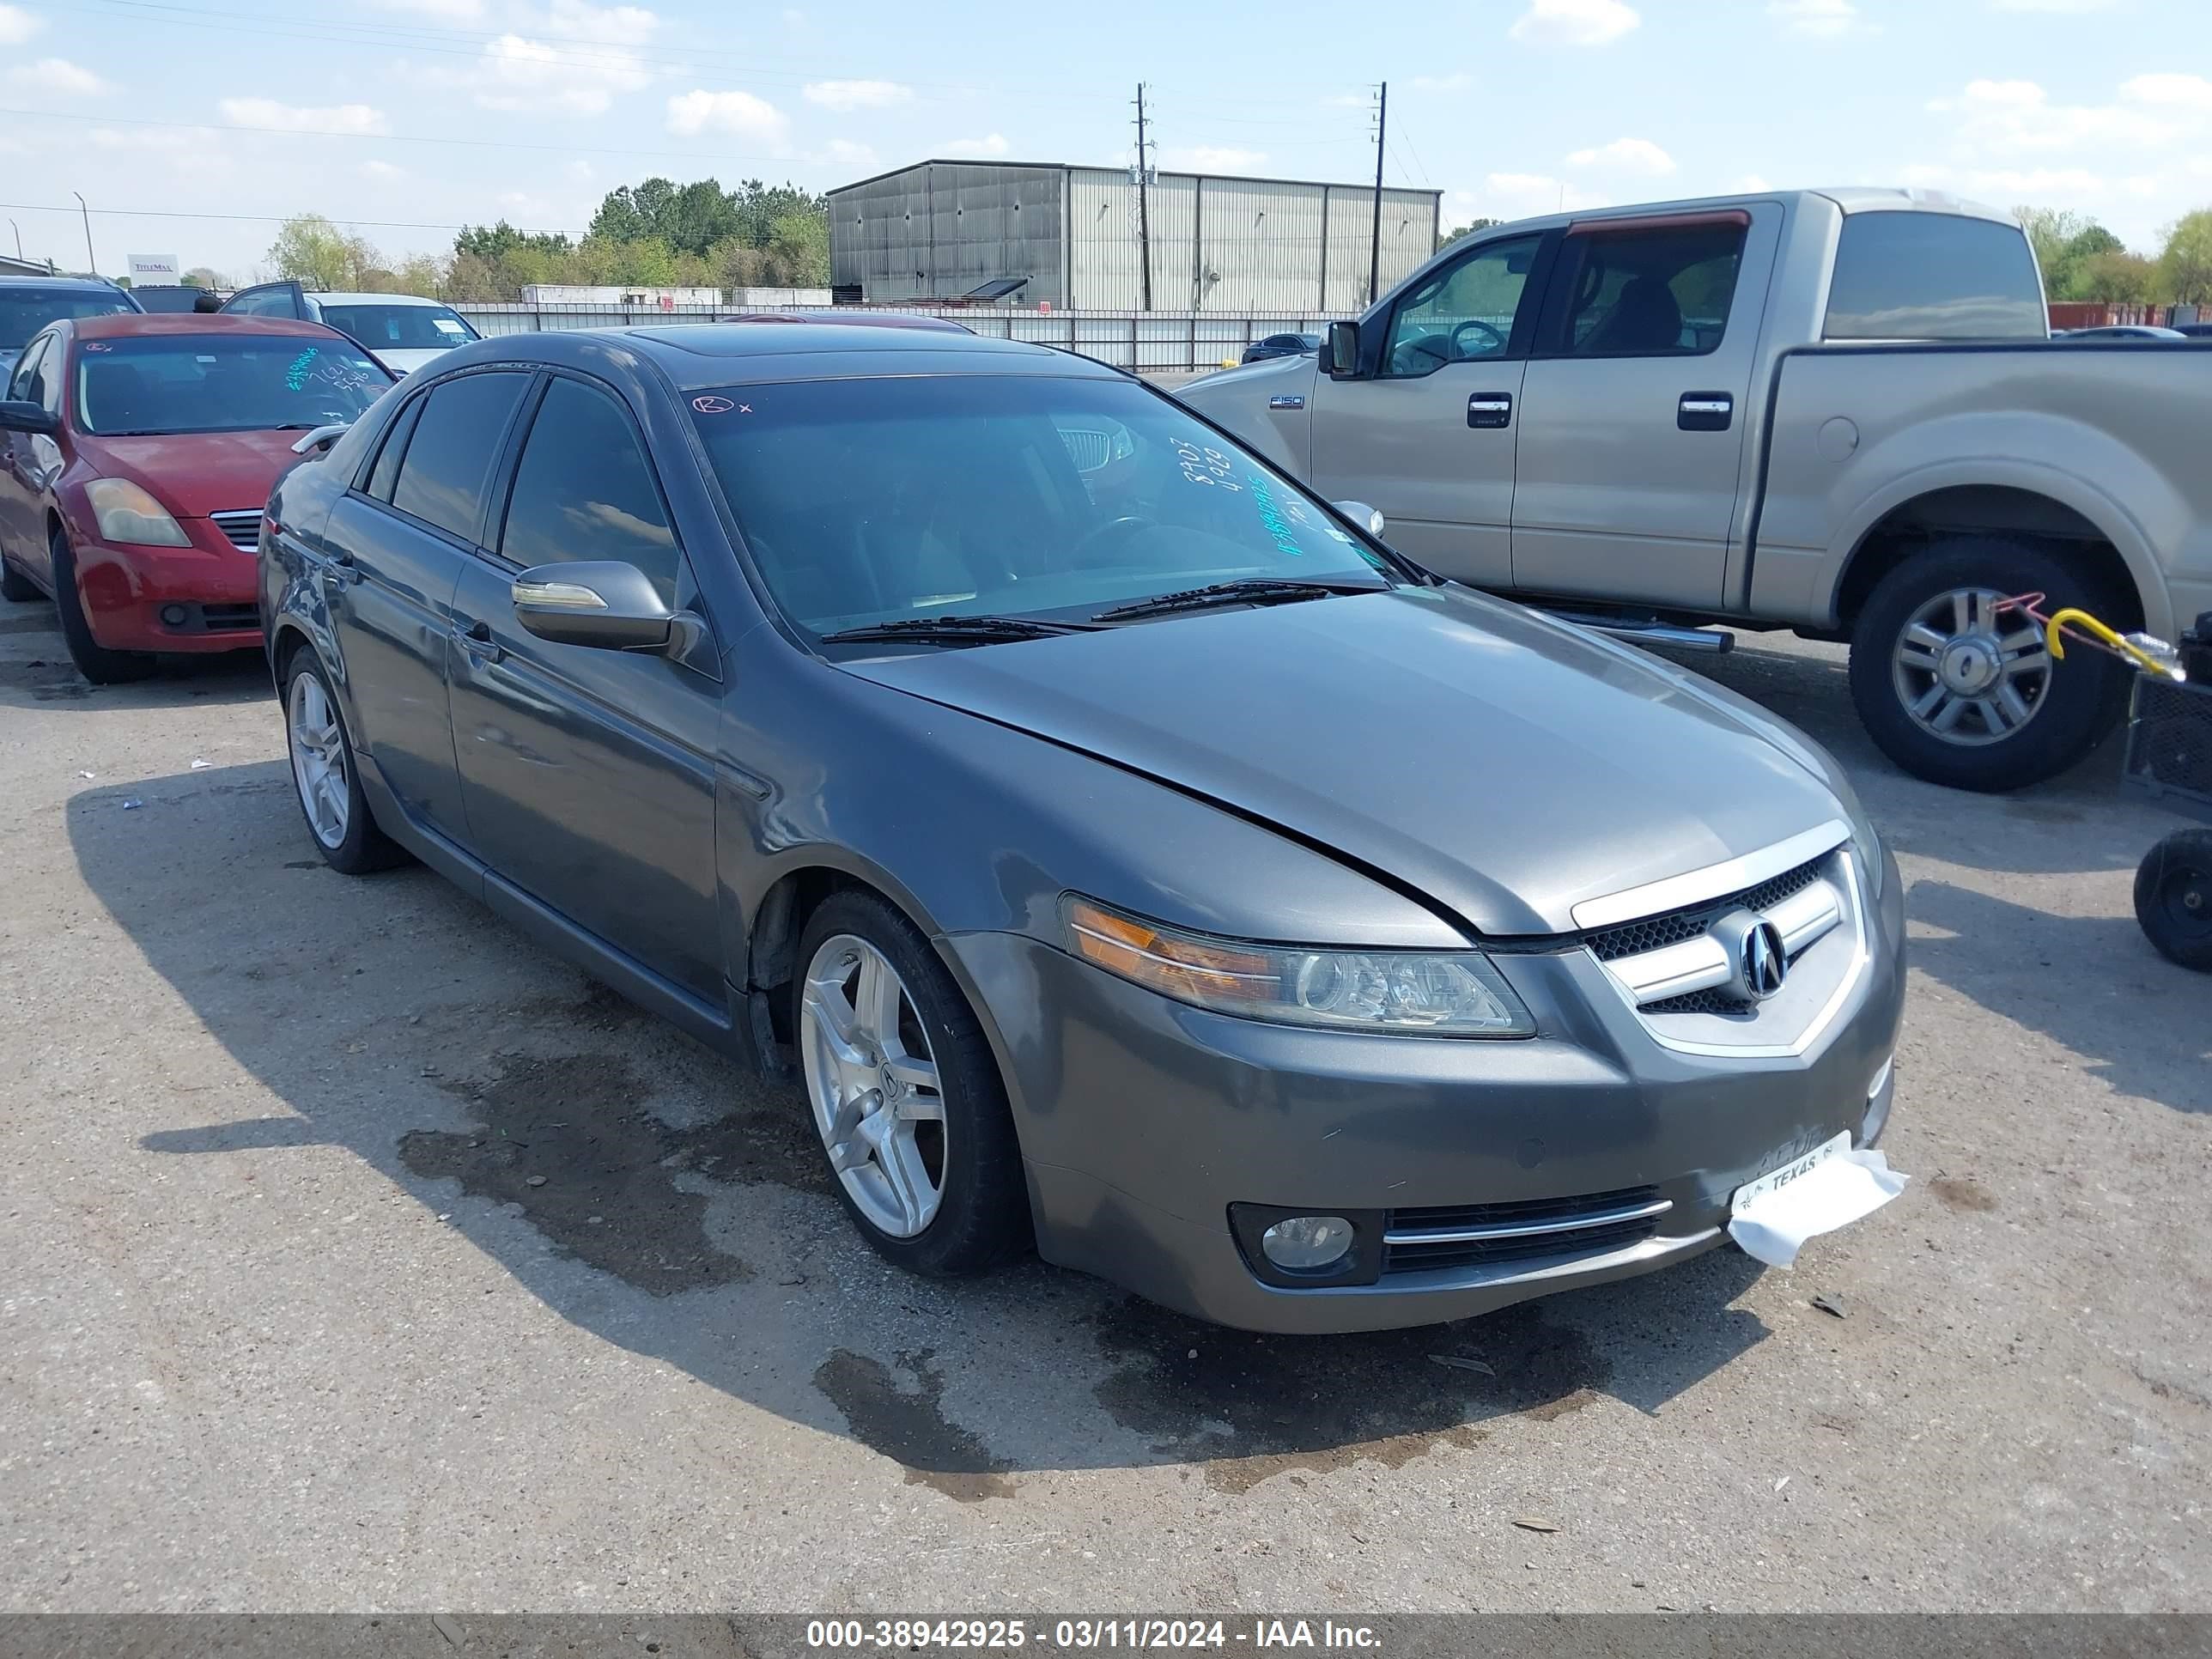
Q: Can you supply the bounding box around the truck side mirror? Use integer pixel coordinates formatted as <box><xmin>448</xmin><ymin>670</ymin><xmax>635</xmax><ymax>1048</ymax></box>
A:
<box><xmin>1323</xmin><ymin>320</ymin><xmax>1361</xmax><ymax>379</ymax></box>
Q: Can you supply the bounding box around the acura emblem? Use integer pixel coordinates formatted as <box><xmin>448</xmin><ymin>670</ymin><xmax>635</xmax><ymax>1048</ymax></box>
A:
<box><xmin>1741</xmin><ymin>920</ymin><xmax>1789</xmax><ymax>1002</ymax></box>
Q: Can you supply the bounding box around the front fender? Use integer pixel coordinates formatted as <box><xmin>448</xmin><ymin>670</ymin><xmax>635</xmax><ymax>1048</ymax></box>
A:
<box><xmin>1174</xmin><ymin>356</ymin><xmax>1320</xmax><ymax>480</ymax></box>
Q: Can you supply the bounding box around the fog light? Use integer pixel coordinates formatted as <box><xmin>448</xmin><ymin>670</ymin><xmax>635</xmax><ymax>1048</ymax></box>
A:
<box><xmin>160</xmin><ymin>604</ymin><xmax>189</xmax><ymax>627</ymax></box>
<box><xmin>1260</xmin><ymin>1214</ymin><xmax>1355</xmax><ymax>1272</ymax></box>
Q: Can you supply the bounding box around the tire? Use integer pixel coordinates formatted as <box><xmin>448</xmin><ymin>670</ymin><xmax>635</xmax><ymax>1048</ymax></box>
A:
<box><xmin>281</xmin><ymin>644</ymin><xmax>405</xmax><ymax>875</ymax></box>
<box><xmin>0</xmin><ymin>556</ymin><xmax>38</xmax><ymax>603</ymax></box>
<box><xmin>793</xmin><ymin>888</ymin><xmax>1030</xmax><ymax>1277</ymax></box>
<box><xmin>51</xmin><ymin>529</ymin><xmax>157</xmax><ymax>684</ymax></box>
<box><xmin>2134</xmin><ymin>828</ymin><xmax>2212</xmax><ymax>973</ymax></box>
<box><xmin>1848</xmin><ymin>539</ymin><xmax>2129</xmax><ymax>793</ymax></box>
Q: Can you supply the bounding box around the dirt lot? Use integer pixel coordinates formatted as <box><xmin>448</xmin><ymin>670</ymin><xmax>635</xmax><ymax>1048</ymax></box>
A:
<box><xmin>2</xmin><ymin>592</ymin><xmax>2206</xmax><ymax>1614</ymax></box>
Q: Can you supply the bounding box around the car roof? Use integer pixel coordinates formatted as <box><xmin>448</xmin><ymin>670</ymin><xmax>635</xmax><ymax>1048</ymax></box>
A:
<box><xmin>0</xmin><ymin>274</ymin><xmax>131</xmax><ymax>292</ymax></box>
<box><xmin>312</xmin><ymin>291</ymin><xmax>449</xmax><ymax>307</ymax></box>
<box><xmin>71</xmin><ymin>312</ymin><xmax>357</xmax><ymax>342</ymax></box>
<box><xmin>616</xmin><ymin>322</ymin><xmax>1127</xmax><ymax>390</ymax></box>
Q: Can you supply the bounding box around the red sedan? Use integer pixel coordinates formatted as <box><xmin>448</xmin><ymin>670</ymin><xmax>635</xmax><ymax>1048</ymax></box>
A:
<box><xmin>0</xmin><ymin>313</ymin><xmax>392</xmax><ymax>682</ymax></box>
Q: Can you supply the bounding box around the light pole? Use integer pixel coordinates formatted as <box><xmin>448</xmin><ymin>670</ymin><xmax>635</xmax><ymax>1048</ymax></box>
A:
<box><xmin>73</xmin><ymin>191</ymin><xmax>95</xmax><ymax>276</ymax></box>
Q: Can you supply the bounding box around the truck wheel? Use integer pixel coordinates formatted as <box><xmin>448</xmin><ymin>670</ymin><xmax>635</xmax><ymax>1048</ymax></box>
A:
<box><xmin>2134</xmin><ymin>829</ymin><xmax>2212</xmax><ymax>973</ymax></box>
<box><xmin>1848</xmin><ymin>540</ymin><xmax>2127</xmax><ymax>793</ymax></box>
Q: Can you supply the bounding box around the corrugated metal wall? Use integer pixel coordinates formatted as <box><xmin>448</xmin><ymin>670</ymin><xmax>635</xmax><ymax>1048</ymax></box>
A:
<box><xmin>830</xmin><ymin>163</ymin><xmax>1066</xmax><ymax>307</ymax></box>
<box><xmin>833</xmin><ymin>162</ymin><xmax>1439</xmax><ymax>313</ymax></box>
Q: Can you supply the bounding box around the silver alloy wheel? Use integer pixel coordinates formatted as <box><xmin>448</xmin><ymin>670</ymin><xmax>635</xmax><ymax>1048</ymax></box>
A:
<box><xmin>1889</xmin><ymin>586</ymin><xmax>2053</xmax><ymax>747</ymax></box>
<box><xmin>799</xmin><ymin>933</ymin><xmax>947</xmax><ymax>1237</ymax></box>
<box><xmin>287</xmin><ymin>672</ymin><xmax>350</xmax><ymax>849</ymax></box>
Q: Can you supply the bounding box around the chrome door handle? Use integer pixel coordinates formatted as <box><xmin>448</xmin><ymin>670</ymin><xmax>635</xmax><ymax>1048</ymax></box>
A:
<box><xmin>1467</xmin><ymin>392</ymin><xmax>1513</xmax><ymax>430</ymax></box>
<box><xmin>325</xmin><ymin>550</ymin><xmax>361</xmax><ymax>586</ymax></box>
<box><xmin>1678</xmin><ymin>392</ymin><xmax>1734</xmax><ymax>432</ymax></box>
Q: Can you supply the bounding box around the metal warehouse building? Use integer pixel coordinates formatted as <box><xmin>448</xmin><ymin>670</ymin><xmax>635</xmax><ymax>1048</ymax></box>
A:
<box><xmin>829</xmin><ymin>160</ymin><xmax>1442</xmax><ymax>313</ymax></box>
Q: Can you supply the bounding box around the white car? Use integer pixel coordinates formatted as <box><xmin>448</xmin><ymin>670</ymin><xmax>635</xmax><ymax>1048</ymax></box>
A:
<box><xmin>219</xmin><ymin>283</ymin><xmax>480</xmax><ymax>375</ymax></box>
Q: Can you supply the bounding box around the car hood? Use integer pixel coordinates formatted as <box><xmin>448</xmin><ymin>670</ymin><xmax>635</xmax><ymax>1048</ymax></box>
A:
<box><xmin>840</xmin><ymin>586</ymin><xmax>1845</xmax><ymax>938</ymax></box>
<box><xmin>77</xmin><ymin>428</ymin><xmax>305</xmax><ymax>519</ymax></box>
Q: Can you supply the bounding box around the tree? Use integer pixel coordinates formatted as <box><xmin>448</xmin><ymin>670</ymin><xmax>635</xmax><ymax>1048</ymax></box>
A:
<box><xmin>2159</xmin><ymin>209</ymin><xmax>2212</xmax><ymax>306</ymax></box>
<box><xmin>1438</xmin><ymin>216</ymin><xmax>1502</xmax><ymax>251</ymax></box>
<box><xmin>2015</xmin><ymin>205</ymin><xmax>2087</xmax><ymax>281</ymax></box>
<box><xmin>2072</xmin><ymin>250</ymin><xmax>2160</xmax><ymax>305</ymax></box>
<box><xmin>454</xmin><ymin>221</ymin><xmax>573</xmax><ymax>263</ymax></box>
<box><xmin>181</xmin><ymin>266</ymin><xmax>227</xmax><ymax>289</ymax></box>
<box><xmin>264</xmin><ymin>214</ymin><xmax>380</xmax><ymax>289</ymax></box>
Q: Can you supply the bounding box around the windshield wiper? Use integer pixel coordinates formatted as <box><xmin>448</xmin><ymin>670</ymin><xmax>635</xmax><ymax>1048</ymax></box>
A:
<box><xmin>818</xmin><ymin>614</ymin><xmax>1098</xmax><ymax>646</ymax></box>
<box><xmin>1092</xmin><ymin>576</ymin><xmax>1386</xmax><ymax>623</ymax></box>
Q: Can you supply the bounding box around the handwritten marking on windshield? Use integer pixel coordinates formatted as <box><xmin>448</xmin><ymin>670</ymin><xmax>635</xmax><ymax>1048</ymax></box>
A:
<box><xmin>1245</xmin><ymin>472</ymin><xmax>1305</xmax><ymax>558</ymax></box>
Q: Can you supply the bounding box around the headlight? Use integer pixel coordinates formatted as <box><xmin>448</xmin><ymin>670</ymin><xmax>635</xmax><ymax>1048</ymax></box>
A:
<box><xmin>85</xmin><ymin>479</ymin><xmax>190</xmax><ymax>547</ymax></box>
<box><xmin>1064</xmin><ymin>898</ymin><xmax>1534</xmax><ymax>1036</ymax></box>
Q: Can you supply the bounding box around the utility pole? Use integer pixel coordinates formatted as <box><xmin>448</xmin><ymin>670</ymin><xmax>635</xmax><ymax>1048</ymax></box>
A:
<box><xmin>73</xmin><ymin>191</ymin><xmax>95</xmax><ymax>276</ymax></box>
<box><xmin>1367</xmin><ymin>82</ymin><xmax>1388</xmax><ymax>306</ymax></box>
<box><xmin>1133</xmin><ymin>82</ymin><xmax>1153</xmax><ymax>312</ymax></box>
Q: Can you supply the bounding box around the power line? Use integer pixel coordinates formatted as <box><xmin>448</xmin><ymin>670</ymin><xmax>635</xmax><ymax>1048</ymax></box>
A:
<box><xmin>0</xmin><ymin>199</ymin><xmax>582</xmax><ymax>237</ymax></box>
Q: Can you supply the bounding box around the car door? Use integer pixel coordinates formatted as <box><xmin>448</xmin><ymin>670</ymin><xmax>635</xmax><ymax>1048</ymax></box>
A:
<box><xmin>447</xmin><ymin>371</ymin><xmax>724</xmax><ymax>1002</ymax></box>
<box><xmin>322</xmin><ymin>367</ymin><xmax>532</xmax><ymax>841</ymax></box>
<box><xmin>1508</xmin><ymin>208</ymin><xmax>1776</xmax><ymax>609</ymax></box>
<box><xmin>1306</xmin><ymin>231</ymin><xmax>1549</xmax><ymax>588</ymax></box>
<box><xmin>0</xmin><ymin>334</ymin><xmax>57</xmax><ymax>570</ymax></box>
<box><xmin>221</xmin><ymin>281</ymin><xmax>307</xmax><ymax>319</ymax></box>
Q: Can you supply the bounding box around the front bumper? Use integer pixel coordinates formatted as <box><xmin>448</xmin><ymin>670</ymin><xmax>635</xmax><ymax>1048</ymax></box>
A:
<box><xmin>948</xmin><ymin>848</ymin><xmax>1905</xmax><ymax>1334</ymax></box>
<box><xmin>74</xmin><ymin>520</ymin><xmax>262</xmax><ymax>653</ymax></box>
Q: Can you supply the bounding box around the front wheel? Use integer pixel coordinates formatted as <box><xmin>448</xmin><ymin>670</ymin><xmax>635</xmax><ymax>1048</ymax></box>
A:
<box><xmin>52</xmin><ymin>531</ymin><xmax>156</xmax><ymax>684</ymax></box>
<box><xmin>2135</xmin><ymin>828</ymin><xmax>2212</xmax><ymax>972</ymax></box>
<box><xmin>794</xmin><ymin>890</ymin><xmax>1030</xmax><ymax>1277</ymax></box>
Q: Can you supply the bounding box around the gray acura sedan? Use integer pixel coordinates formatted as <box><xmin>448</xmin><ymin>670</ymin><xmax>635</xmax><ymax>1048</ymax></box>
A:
<box><xmin>260</xmin><ymin>322</ymin><xmax>1905</xmax><ymax>1334</ymax></box>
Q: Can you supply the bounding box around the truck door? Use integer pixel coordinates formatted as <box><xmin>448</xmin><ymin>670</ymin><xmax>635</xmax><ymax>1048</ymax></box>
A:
<box><xmin>1509</xmin><ymin>209</ymin><xmax>1777</xmax><ymax>609</ymax></box>
<box><xmin>1307</xmin><ymin>231</ymin><xmax>1550</xmax><ymax>589</ymax></box>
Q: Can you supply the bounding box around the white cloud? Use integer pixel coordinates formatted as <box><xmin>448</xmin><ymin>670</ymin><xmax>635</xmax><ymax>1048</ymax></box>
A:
<box><xmin>1731</xmin><ymin>173</ymin><xmax>1775</xmax><ymax>193</ymax></box>
<box><xmin>1769</xmin><ymin>0</ymin><xmax>1862</xmax><ymax>36</ymax></box>
<box><xmin>1408</xmin><ymin>73</ymin><xmax>1474</xmax><ymax>93</ymax></box>
<box><xmin>1509</xmin><ymin>0</ymin><xmax>1639</xmax><ymax>46</ymax></box>
<box><xmin>665</xmin><ymin>88</ymin><xmax>787</xmax><ymax>141</ymax></box>
<box><xmin>358</xmin><ymin>159</ymin><xmax>407</xmax><ymax>182</ymax></box>
<box><xmin>1565</xmin><ymin>137</ymin><xmax>1676</xmax><ymax>175</ymax></box>
<box><xmin>421</xmin><ymin>3</ymin><xmax>661</xmax><ymax>116</ymax></box>
<box><xmin>6</xmin><ymin>58</ymin><xmax>109</xmax><ymax>96</ymax></box>
<box><xmin>0</xmin><ymin>3</ymin><xmax>41</xmax><ymax>46</ymax></box>
<box><xmin>1161</xmin><ymin>145</ymin><xmax>1267</xmax><ymax>173</ymax></box>
<box><xmin>2123</xmin><ymin>73</ymin><xmax>2212</xmax><ymax>111</ymax></box>
<box><xmin>1321</xmin><ymin>90</ymin><xmax>1371</xmax><ymax>109</ymax></box>
<box><xmin>941</xmin><ymin>133</ymin><xmax>1010</xmax><ymax>158</ymax></box>
<box><xmin>802</xmin><ymin>78</ymin><xmax>911</xmax><ymax>111</ymax></box>
<box><xmin>368</xmin><ymin>0</ymin><xmax>487</xmax><ymax>15</ymax></box>
<box><xmin>218</xmin><ymin>98</ymin><xmax>389</xmax><ymax>134</ymax></box>
<box><xmin>1987</xmin><ymin>0</ymin><xmax>2116</xmax><ymax>9</ymax></box>
<box><xmin>819</xmin><ymin>137</ymin><xmax>878</xmax><ymax>173</ymax></box>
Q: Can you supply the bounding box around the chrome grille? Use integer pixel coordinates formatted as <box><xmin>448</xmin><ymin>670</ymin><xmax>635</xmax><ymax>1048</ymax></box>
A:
<box><xmin>1058</xmin><ymin>428</ymin><xmax>1114</xmax><ymax>472</ymax></box>
<box><xmin>1382</xmin><ymin>1187</ymin><xmax>1668</xmax><ymax>1277</ymax></box>
<box><xmin>209</xmin><ymin>509</ymin><xmax>264</xmax><ymax>553</ymax></box>
<box><xmin>1583</xmin><ymin>855</ymin><xmax>1826</xmax><ymax>962</ymax></box>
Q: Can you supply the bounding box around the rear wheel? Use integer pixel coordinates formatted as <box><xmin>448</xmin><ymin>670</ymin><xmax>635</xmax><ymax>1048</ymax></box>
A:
<box><xmin>1848</xmin><ymin>539</ymin><xmax>2128</xmax><ymax>793</ymax></box>
<box><xmin>283</xmin><ymin>645</ymin><xmax>404</xmax><ymax>874</ymax></box>
<box><xmin>795</xmin><ymin>889</ymin><xmax>1030</xmax><ymax>1277</ymax></box>
<box><xmin>0</xmin><ymin>556</ymin><xmax>38</xmax><ymax>602</ymax></box>
<box><xmin>2135</xmin><ymin>828</ymin><xmax>2212</xmax><ymax>973</ymax></box>
<box><xmin>52</xmin><ymin>529</ymin><xmax>156</xmax><ymax>684</ymax></box>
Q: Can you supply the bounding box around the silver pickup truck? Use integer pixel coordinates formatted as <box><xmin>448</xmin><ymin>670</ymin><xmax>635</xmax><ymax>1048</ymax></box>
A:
<box><xmin>1178</xmin><ymin>187</ymin><xmax>2211</xmax><ymax>792</ymax></box>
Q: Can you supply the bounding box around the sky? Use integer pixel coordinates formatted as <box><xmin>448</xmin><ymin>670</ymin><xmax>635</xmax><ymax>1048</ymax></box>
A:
<box><xmin>1</xmin><ymin>0</ymin><xmax>2208</xmax><ymax>283</ymax></box>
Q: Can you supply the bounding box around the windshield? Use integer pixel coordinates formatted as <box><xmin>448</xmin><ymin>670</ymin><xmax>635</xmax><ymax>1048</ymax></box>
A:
<box><xmin>688</xmin><ymin>374</ymin><xmax>1395</xmax><ymax>638</ymax></box>
<box><xmin>73</xmin><ymin>335</ymin><xmax>392</xmax><ymax>436</ymax></box>
<box><xmin>317</xmin><ymin>303</ymin><xmax>478</xmax><ymax>351</ymax></box>
<box><xmin>2</xmin><ymin>290</ymin><xmax>135</xmax><ymax>351</ymax></box>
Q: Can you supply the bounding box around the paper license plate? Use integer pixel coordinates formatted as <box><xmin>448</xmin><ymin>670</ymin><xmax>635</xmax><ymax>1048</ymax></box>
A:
<box><xmin>1732</xmin><ymin>1131</ymin><xmax>1851</xmax><ymax>1215</ymax></box>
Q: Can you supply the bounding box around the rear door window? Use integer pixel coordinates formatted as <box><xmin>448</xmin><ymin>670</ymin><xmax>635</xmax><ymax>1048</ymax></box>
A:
<box><xmin>389</xmin><ymin>371</ymin><xmax>530</xmax><ymax>544</ymax></box>
<box><xmin>1823</xmin><ymin>213</ymin><xmax>2046</xmax><ymax>340</ymax></box>
<box><xmin>1547</xmin><ymin>219</ymin><xmax>1747</xmax><ymax>357</ymax></box>
<box><xmin>365</xmin><ymin>397</ymin><xmax>424</xmax><ymax>501</ymax></box>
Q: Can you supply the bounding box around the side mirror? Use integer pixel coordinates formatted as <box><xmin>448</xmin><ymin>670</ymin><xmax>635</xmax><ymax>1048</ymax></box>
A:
<box><xmin>1333</xmin><ymin>500</ymin><xmax>1386</xmax><ymax>538</ymax></box>
<box><xmin>511</xmin><ymin>561</ymin><xmax>674</xmax><ymax>651</ymax></box>
<box><xmin>1323</xmin><ymin>320</ymin><xmax>1360</xmax><ymax>379</ymax></box>
<box><xmin>289</xmin><ymin>422</ymin><xmax>352</xmax><ymax>456</ymax></box>
<box><xmin>0</xmin><ymin>399</ymin><xmax>58</xmax><ymax>436</ymax></box>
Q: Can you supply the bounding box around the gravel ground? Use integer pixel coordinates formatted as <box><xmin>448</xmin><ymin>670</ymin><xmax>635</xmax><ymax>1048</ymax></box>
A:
<box><xmin>1</xmin><ymin>592</ymin><xmax>2205</xmax><ymax>1615</ymax></box>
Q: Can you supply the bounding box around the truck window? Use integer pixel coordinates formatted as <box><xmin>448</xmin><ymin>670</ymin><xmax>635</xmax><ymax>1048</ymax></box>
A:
<box><xmin>1550</xmin><ymin>220</ymin><xmax>1747</xmax><ymax>358</ymax></box>
<box><xmin>1381</xmin><ymin>234</ymin><xmax>1543</xmax><ymax>378</ymax></box>
<box><xmin>1823</xmin><ymin>213</ymin><xmax>2045</xmax><ymax>341</ymax></box>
